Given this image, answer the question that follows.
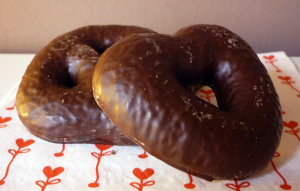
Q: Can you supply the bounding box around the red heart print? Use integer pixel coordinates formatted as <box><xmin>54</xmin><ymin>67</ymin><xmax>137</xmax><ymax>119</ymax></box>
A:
<box><xmin>283</xmin><ymin>121</ymin><xmax>298</xmax><ymax>129</ymax></box>
<box><xmin>133</xmin><ymin>168</ymin><xmax>154</xmax><ymax>180</ymax></box>
<box><xmin>263</xmin><ymin>55</ymin><xmax>274</xmax><ymax>60</ymax></box>
<box><xmin>16</xmin><ymin>138</ymin><xmax>35</xmax><ymax>148</ymax></box>
<box><xmin>0</xmin><ymin>116</ymin><xmax>12</xmax><ymax>124</ymax></box>
<box><xmin>199</xmin><ymin>89</ymin><xmax>214</xmax><ymax>94</ymax></box>
<box><xmin>95</xmin><ymin>144</ymin><xmax>113</xmax><ymax>151</ymax></box>
<box><xmin>278</xmin><ymin>76</ymin><xmax>291</xmax><ymax>81</ymax></box>
<box><xmin>274</xmin><ymin>152</ymin><xmax>280</xmax><ymax>157</ymax></box>
<box><xmin>43</xmin><ymin>166</ymin><xmax>64</xmax><ymax>179</ymax></box>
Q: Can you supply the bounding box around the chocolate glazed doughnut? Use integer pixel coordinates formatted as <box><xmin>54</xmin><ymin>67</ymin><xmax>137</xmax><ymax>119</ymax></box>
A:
<box><xmin>16</xmin><ymin>25</ymin><xmax>156</xmax><ymax>145</ymax></box>
<box><xmin>93</xmin><ymin>25</ymin><xmax>282</xmax><ymax>180</ymax></box>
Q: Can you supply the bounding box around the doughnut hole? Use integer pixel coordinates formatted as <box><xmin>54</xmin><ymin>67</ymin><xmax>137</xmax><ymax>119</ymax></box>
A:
<box><xmin>61</xmin><ymin>44</ymin><xmax>101</xmax><ymax>88</ymax></box>
<box><xmin>57</xmin><ymin>67</ymin><xmax>76</xmax><ymax>88</ymax></box>
<box><xmin>188</xmin><ymin>85</ymin><xmax>219</xmax><ymax>107</ymax></box>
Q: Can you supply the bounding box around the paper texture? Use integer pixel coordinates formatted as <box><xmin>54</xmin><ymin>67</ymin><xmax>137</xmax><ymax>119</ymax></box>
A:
<box><xmin>0</xmin><ymin>52</ymin><xmax>299</xmax><ymax>190</ymax></box>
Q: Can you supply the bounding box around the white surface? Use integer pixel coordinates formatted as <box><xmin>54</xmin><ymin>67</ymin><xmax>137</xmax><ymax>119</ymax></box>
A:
<box><xmin>0</xmin><ymin>54</ymin><xmax>35</xmax><ymax>106</ymax></box>
<box><xmin>291</xmin><ymin>57</ymin><xmax>300</xmax><ymax>72</ymax></box>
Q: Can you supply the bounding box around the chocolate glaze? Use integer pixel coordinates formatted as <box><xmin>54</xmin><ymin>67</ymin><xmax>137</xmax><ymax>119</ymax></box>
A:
<box><xmin>16</xmin><ymin>25</ymin><xmax>156</xmax><ymax>145</ymax></box>
<box><xmin>93</xmin><ymin>25</ymin><xmax>283</xmax><ymax>180</ymax></box>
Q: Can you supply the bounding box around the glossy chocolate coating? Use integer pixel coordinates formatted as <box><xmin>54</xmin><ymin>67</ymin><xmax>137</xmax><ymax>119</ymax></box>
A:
<box><xmin>16</xmin><ymin>25</ymin><xmax>156</xmax><ymax>145</ymax></box>
<box><xmin>93</xmin><ymin>25</ymin><xmax>282</xmax><ymax>180</ymax></box>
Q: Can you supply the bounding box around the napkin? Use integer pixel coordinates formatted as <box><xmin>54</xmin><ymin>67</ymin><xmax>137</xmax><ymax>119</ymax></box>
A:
<box><xmin>0</xmin><ymin>52</ymin><xmax>299</xmax><ymax>191</ymax></box>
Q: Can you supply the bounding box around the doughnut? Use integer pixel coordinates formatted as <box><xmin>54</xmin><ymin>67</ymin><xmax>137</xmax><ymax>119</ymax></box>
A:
<box><xmin>93</xmin><ymin>25</ymin><xmax>282</xmax><ymax>180</ymax></box>
<box><xmin>16</xmin><ymin>25</ymin><xmax>156</xmax><ymax>145</ymax></box>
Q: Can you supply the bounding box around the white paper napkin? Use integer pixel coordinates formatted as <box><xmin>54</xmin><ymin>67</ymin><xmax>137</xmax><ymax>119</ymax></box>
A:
<box><xmin>0</xmin><ymin>51</ymin><xmax>299</xmax><ymax>191</ymax></box>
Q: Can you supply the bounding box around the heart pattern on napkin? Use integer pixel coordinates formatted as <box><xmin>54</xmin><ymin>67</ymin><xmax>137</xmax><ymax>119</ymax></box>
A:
<box><xmin>133</xmin><ymin>168</ymin><xmax>154</xmax><ymax>180</ymax></box>
<box><xmin>43</xmin><ymin>166</ymin><xmax>64</xmax><ymax>179</ymax></box>
<box><xmin>16</xmin><ymin>138</ymin><xmax>35</xmax><ymax>149</ymax></box>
